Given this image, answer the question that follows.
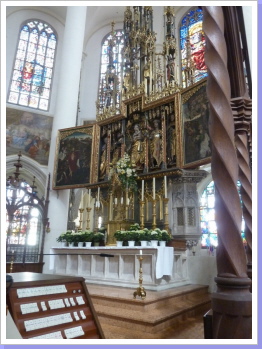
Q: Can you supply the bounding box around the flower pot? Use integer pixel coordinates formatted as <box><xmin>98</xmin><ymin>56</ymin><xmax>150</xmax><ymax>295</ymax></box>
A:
<box><xmin>150</xmin><ymin>240</ymin><xmax>158</xmax><ymax>247</ymax></box>
<box><xmin>61</xmin><ymin>241</ymin><xmax>67</xmax><ymax>247</ymax></box>
<box><xmin>116</xmin><ymin>241</ymin><xmax>123</xmax><ymax>247</ymax></box>
<box><xmin>128</xmin><ymin>240</ymin><xmax>135</xmax><ymax>247</ymax></box>
<box><xmin>140</xmin><ymin>240</ymin><xmax>147</xmax><ymax>247</ymax></box>
<box><xmin>69</xmin><ymin>242</ymin><xmax>75</xmax><ymax>247</ymax></box>
<box><xmin>85</xmin><ymin>241</ymin><xmax>92</xmax><ymax>247</ymax></box>
<box><xmin>94</xmin><ymin>242</ymin><xmax>100</xmax><ymax>247</ymax></box>
<box><xmin>159</xmin><ymin>241</ymin><xmax>166</xmax><ymax>247</ymax></box>
<box><xmin>78</xmin><ymin>242</ymin><xmax>84</xmax><ymax>247</ymax></box>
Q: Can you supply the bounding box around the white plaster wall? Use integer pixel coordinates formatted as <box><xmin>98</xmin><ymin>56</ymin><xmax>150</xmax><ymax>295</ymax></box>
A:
<box><xmin>187</xmin><ymin>251</ymin><xmax>217</xmax><ymax>292</ymax></box>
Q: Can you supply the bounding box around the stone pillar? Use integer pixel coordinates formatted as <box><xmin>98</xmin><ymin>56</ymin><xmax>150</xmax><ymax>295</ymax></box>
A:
<box><xmin>203</xmin><ymin>6</ymin><xmax>252</xmax><ymax>338</ymax></box>
<box><xmin>45</xmin><ymin>7</ymin><xmax>87</xmax><ymax>254</ymax></box>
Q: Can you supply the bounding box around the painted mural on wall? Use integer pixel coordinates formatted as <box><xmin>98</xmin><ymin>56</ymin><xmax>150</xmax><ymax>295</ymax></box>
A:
<box><xmin>6</xmin><ymin>108</ymin><xmax>53</xmax><ymax>165</ymax></box>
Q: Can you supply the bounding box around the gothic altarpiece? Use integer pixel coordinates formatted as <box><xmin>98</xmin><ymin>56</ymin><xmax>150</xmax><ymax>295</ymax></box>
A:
<box><xmin>69</xmin><ymin>7</ymin><xmax>210</xmax><ymax>245</ymax></box>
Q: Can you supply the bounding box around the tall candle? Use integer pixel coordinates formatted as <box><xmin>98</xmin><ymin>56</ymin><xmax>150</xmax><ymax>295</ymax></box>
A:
<box><xmin>88</xmin><ymin>189</ymin><xmax>91</xmax><ymax>206</ymax></box>
<box><xmin>164</xmin><ymin>176</ymin><xmax>167</xmax><ymax>198</ymax></box>
<box><xmin>81</xmin><ymin>190</ymin><xmax>84</xmax><ymax>208</ymax></box>
<box><xmin>140</xmin><ymin>249</ymin><xmax>142</xmax><ymax>255</ymax></box>
<box><xmin>142</xmin><ymin>180</ymin><xmax>144</xmax><ymax>201</ymax></box>
<box><xmin>97</xmin><ymin>187</ymin><xmax>100</xmax><ymax>202</ymax></box>
<box><xmin>153</xmin><ymin>177</ymin><xmax>155</xmax><ymax>200</ymax></box>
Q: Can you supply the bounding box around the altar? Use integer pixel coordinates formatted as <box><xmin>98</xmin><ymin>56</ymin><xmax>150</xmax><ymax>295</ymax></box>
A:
<box><xmin>50</xmin><ymin>246</ymin><xmax>189</xmax><ymax>291</ymax></box>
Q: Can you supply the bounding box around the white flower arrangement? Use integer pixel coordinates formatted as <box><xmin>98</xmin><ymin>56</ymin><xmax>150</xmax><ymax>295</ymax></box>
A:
<box><xmin>111</xmin><ymin>153</ymin><xmax>138</xmax><ymax>190</ymax></box>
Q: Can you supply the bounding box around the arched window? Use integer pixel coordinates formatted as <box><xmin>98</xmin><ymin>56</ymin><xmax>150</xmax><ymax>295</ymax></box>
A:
<box><xmin>200</xmin><ymin>181</ymin><xmax>246</xmax><ymax>248</ymax></box>
<box><xmin>6</xmin><ymin>179</ymin><xmax>44</xmax><ymax>263</ymax></box>
<box><xmin>7</xmin><ymin>20</ymin><xmax>57</xmax><ymax>111</ymax></box>
<box><xmin>180</xmin><ymin>8</ymin><xmax>208</xmax><ymax>88</ymax></box>
<box><xmin>97</xmin><ymin>29</ymin><xmax>124</xmax><ymax>112</ymax></box>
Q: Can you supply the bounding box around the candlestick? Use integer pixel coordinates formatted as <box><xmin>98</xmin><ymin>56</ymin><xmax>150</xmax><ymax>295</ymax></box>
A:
<box><xmin>152</xmin><ymin>199</ymin><xmax>157</xmax><ymax>230</ymax></box>
<box><xmin>133</xmin><ymin>255</ymin><xmax>146</xmax><ymax>300</ymax></box>
<box><xmin>140</xmin><ymin>200</ymin><xmax>145</xmax><ymax>229</ymax></box>
<box><xmin>153</xmin><ymin>177</ymin><xmax>155</xmax><ymax>200</ymax></box>
<box><xmin>142</xmin><ymin>180</ymin><xmax>144</xmax><ymax>201</ymax></box>
<box><xmin>164</xmin><ymin>176</ymin><xmax>167</xmax><ymax>198</ymax></box>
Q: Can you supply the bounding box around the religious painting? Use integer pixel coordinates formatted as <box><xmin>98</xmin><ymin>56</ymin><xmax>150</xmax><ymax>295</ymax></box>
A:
<box><xmin>181</xmin><ymin>81</ymin><xmax>211</xmax><ymax>168</ymax></box>
<box><xmin>53</xmin><ymin>125</ymin><xmax>95</xmax><ymax>190</ymax></box>
<box><xmin>6</xmin><ymin>108</ymin><xmax>53</xmax><ymax>166</ymax></box>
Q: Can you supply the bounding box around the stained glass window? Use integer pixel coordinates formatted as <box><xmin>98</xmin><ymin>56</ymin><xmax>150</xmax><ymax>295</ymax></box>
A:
<box><xmin>7</xmin><ymin>20</ymin><xmax>57</xmax><ymax>111</ymax></box>
<box><xmin>98</xmin><ymin>30</ymin><xmax>124</xmax><ymax>110</ymax></box>
<box><xmin>200</xmin><ymin>181</ymin><xmax>246</xmax><ymax>248</ymax></box>
<box><xmin>180</xmin><ymin>8</ymin><xmax>208</xmax><ymax>88</ymax></box>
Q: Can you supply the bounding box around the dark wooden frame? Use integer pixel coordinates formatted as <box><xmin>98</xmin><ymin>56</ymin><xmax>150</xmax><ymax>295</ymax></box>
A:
<box><xmin>53</xmin><ymin>125</ymin><xmax>95</xmax><ymax>190</ymax></box>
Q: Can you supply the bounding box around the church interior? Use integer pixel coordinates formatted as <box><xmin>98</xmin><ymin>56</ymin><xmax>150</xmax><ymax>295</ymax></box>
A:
<box><xmin>5</xmin><ymin>4</ymin><xmax>254</xmax><ymax>341</ymax></box>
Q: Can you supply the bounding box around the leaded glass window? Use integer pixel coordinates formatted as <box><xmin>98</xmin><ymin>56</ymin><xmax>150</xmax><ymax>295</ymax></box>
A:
<box><xmin>180</xmin><ymin>8</ymin><xmax>208</xmax><ymax>88</ymax></box>
<box><xmin>200</xmin><ymin>181</ymin><xmax>246</xmax><ymax>248</ymax></box>
<box><xmin>7</xmin><ymin>20</ymin><xmax>57</xmax><ymax>111</ymax></box>
<box><xmin>6</xmin><ymin>180</ymin><xmax>43</xmax><ymax>263</ymax></box>
<box><xmin>98</xmin><ymin>30</ymin><xmax>124</xmax><ymax>111</ymax></box>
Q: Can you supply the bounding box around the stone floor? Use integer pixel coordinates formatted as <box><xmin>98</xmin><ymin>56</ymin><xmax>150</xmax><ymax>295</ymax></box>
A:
<box><xmin>86</xmin><ymin>283</ymin><xmax>210</xmax><ymax>339</ymax></box>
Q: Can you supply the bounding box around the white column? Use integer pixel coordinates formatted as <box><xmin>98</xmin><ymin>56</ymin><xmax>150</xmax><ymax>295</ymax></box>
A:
<box><xmin>44</xmin><ymin>6</ymin><xmax>87</xmax><ymax>271</ymax></box>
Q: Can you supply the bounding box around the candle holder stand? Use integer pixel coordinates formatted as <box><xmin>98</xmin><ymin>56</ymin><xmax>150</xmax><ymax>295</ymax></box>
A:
<box><xmin>140</xmin><ymin>201</ymin><xmax>145</xmax><ymax>229</ymax></box>
<box><xmin>86</xmin><ymin>207</ymin><xmax>92</xmax><ymax>230</ymax></box>
<box><xmin>79</xmin><ymin>208</ymin><xmax>84</xmax><ymax>230</ymax></box>
<box><xmin>163</xmin><ymin>197</ymin><xmax>169</xmax><ymax>230</ymax></box>
<box><xmin>152</xmin><ymin>199</ymin><xmax>157</xmax><ymax>230</ymax></box>
<box><xmin>133</xmin><ymin>255</ymin><xmax>146</xmax><ymax>300</ymax></box>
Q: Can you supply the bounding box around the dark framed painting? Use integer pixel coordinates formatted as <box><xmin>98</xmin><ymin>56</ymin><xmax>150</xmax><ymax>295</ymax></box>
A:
<box><xmin>53</xmin><ymin>125</ymin><xmax>95</xmax><ymax>190</ymax></box>
<box><xmin>6</xmin><ymin>108</ymin><xmax>53</xmax><ymax>166</ymax></box>
<box><xmin>181</xmin><ymin>81</ymin><xmax>211</xmax><ymax>168</ymax></box>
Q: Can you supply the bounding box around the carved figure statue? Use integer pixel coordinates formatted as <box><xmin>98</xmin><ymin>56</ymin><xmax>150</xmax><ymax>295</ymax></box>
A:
<box><xmin>130</xmin><ymin>123</ymin><xmax>145</xmax><ymax>169</ymax></box>
<box><xmin>99</xmin><ymin>136</ymin><xmax>108</xmax><ymax>179</ymax></box>
<box><xmin>149</xmin><ymin>119</ymin><xmax>162</xmax><ymax>167</ymax></box>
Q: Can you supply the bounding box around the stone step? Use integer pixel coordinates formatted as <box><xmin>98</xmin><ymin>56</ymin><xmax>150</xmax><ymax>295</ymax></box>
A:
<box><xmin>101</xmin><ymin>316</ymin><xmax>205</xmax><ymax>339</ymax></box>
<box><xmin>87</xmin><ymin>283</ymin><xmax>211</xmax><ymax>338</ymax></box>
<box><xmin>88</xmin><ymin>284</ymin><xmax>210</xmax><ymax>313</ymax></box>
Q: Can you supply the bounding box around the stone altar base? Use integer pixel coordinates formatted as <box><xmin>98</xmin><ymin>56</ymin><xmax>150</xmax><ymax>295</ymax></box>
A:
<box><xmin>50</xmin><ymin>246</ymin><xmax>189</xmax><ymax>291</ymax></box>
<box><xmin>87</xmin><ymin>283</ymin><xmax>211</xmax><ymax>339</ymax></box>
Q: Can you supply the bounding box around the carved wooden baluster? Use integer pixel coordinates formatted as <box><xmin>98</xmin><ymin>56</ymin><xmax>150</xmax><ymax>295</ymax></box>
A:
<box><xmin>203</xmin><ymin>6</ymin><xmax>252</xmax><ymax>339</ymax></box>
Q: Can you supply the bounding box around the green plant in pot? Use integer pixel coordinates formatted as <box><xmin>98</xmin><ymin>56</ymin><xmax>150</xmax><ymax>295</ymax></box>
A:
<box><xmin>82</xmin><ymin>230</ymin><xmax>94</xmax><ymax>242</ymax></box>
<box><xmin>92</xmin><ymin>232</ymin><xmax>104</xmax><ymax>245</ymax></box>
<box><xmin>161</xmin><ymin>230</ymin><xmax>172</xmax><ymax>242</ymax></box>
<box><xmin>136</xmin><ymin>228</ymin><xmax>151</xmax><ymax>242</ymax></box>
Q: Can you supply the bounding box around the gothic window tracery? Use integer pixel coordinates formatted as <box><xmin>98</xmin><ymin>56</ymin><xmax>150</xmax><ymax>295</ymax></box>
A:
<box><xmin>7</xmin><ymin>20</ymin><xmax>57</xmax><ymax>111</ymax></box>
<box><xmin>97</xmin><ymin>29</ymin><xmax>124</xmax><ymax>112</ymax></box>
